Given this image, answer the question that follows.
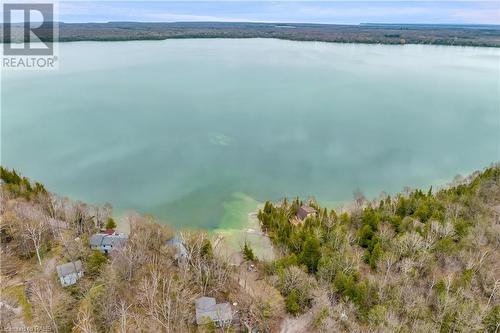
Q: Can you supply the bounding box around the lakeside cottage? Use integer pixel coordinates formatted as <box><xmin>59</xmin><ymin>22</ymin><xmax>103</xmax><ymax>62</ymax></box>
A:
<box><xmin>166</xmin><ymin>236</ymin><xmax>189</xmax><ymax>264</ymax></box>
<box><xmin>56</xmin><ymin>260</ymin><xmax>84</xmax><ymax>287</ymax></box>
<box><xmin>89</xmin><ymin>232</ymin><xmax>128</xmax><ymax>253</ymax></box>
<box><xmin>290</xmin><ymin>205</ymin><xmax>317</xmax><ymax>226</ymax></box>
<box><xmin>297</xmin><ymin>205</ymin><xmax>317</xmax><ymax>220</ymax></box>
<box><xmin>195</xmin><ymin>296</ymin><xmax>233</xmax><ymax>327</ymax></box>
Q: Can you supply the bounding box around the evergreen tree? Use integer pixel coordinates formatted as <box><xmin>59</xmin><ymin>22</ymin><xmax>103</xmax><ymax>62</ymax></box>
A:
<box><xmin>285</xmin><ymin>290</ymin><xmax>300</xmax><ymax>315</ymax></box>
<box><xmin>299</xmin><ymin>236</ymin><xmax>321</xmax><ymax>273</ymax></box>
<box><xmin>243</xmin><ymin>241</ymin><xmax>256</xmax><ymax>261</ymax></box>
<box><xmin>105</xmin><ymin>217</ymin><xmax>117</xmax><ymax>230</ymax></box>
<box><xmin>201</xmin><ymin>238</ymin><xmax>213</xmax><ymax>259</ymax></box>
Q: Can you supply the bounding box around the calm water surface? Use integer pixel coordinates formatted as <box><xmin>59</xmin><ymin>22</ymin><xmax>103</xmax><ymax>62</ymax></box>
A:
<box><xmin>2</xmin><ymin>39</ymin><xmax>499</xmax><ymax>230</ymax></box>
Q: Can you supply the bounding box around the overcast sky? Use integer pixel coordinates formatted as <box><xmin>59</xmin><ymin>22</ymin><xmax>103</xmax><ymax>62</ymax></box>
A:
<box><xmin>5</xmin><ymin>1</ymin><xmax>500</xmax><ymax>25</ymax></box>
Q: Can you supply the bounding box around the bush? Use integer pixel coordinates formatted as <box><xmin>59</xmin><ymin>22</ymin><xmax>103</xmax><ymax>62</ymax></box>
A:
<box><xmin>299</xmin><ymin>236</ymin><xmax>321</xmax><ymax>273</ymax></box>
<box><xmin>483</xmin><ymin>305</ymin><xmax>500</xmax><ymax>333</ymax></box>
<box><xmin>201</xmin><ymin>239</ymin><xmax>213</xmax><ymax>259</ymax></box>
<box><xmin>86</xmin><ymin>250</ymin><xmax>107</xmax><ymax>276</ymax></box>
<box><xmin>358</xmin><ymin>224</ymin><xmax>374</xmax><ymax>248</ymax></box>
<box><xmin>285</xmin><ymin>290</ymin><xmax>300</xmax><ymax>315</ymax></box>
<box><xmin>333</xmin><ymin>271</ymin><xmax>375</xmax><ymax>312</ymax></box>
<box><xmin>367</xmin><ymin>242</ymin><xmax>382</xmax><ymax>269</ymax></box>
<box><xmin>105</xmin><ymin>217</ymin><xmax>117</xmax><ymax>230</ymax></box>
<box><xmin>367</xmin><ymin>304</ymin><xmax>386</xmax><ymax>326</ymax></box>
<box><xmin>277</xmin><ymin>266</ymin><xmax>317</xmax><ymax>313</ymax></box>
<box><xmin>243</xmin><ymin>241</ymin><xmax>256</xmax><ymax>261</ymax></box>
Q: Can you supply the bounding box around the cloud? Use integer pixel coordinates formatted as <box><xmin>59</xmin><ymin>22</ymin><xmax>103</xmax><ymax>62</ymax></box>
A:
<box><xmin>56</xmin><ymin>1</ymin><xmax>500</xmax><ymax>25</ymax></box>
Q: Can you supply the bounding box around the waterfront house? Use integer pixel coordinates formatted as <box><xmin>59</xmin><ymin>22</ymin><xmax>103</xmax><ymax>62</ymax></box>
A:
<box><xmin>89</xmin><ymin>232</ymin><xmax>128</xmax><ymax>253</ymax></box>
<box><xmin>290</xmin><ymin>205</ymin><xmax>317</xmax><ymax>226</ymax></box>
<box><xmin>195</xmin><ymin>296</ymin><xmax>233</xmax><ymax>327</ymax></box>
<box><xmin>56</xmin><ymin>260</ymin><xmax>84</xmax><ymax>287</ymax></box>
<box><xmin>297</xmin><ymin>205</ymin><xmax>317</xmax><ymax>220</ymax></box>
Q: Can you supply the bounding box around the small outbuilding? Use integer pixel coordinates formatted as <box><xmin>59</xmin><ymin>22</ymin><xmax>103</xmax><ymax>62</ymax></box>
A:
<box><xmin>195</xmin><ymin>296</ymin><xmax>233</xmax><ymax>327</ymax></box>
<box><xmin>166</xmin><ymin>237</ymin><xmax>189</xmax><ymax>264</ymax></box>
<box><xmin>89</xmin><ymin>232</ymin><xmax>128</xmax><ymax>253</ymax></box>
<box><xmin>56</xmin><ymin>260</ymin><xmax>84</xmax><ymax>287</ymax></box>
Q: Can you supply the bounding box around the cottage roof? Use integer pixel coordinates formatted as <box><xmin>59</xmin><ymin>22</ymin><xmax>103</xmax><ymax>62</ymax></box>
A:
<box><xmin>90</xmin><ymin>233</ymin><xmax>128</xmax><ymax>247</ymax></box>
<box><xmin>195</xmin><ymin>297</ymin><xmax>232</xmax><ymax>325</ymax></box>
<box><xmin>56</xmin><ymin>260</ymin><xmax>83</xmax><ymax>278</ymax></box>
<box><xmin>89</xmin><ymin>234</ymin><xmax>105</xmax><ymax>247</ymax></box>
<box><xmin>166</xmin><ymin>237</ymin><xmax>188</xmax><ymax>259</ymax></box>
<box><xmin>297</xmin><ymin>205</ymin><xmax>317</xmax><ymax>220</ymax></box>
<box><xmin>195</xmin><ymin>296</ymin><xmax>216</xmax><ymax>310</ymax></box>
<box><xmin>102</xmin><ymin>235</ymin><xmax>127</xmax><ymax>247</ymax></box>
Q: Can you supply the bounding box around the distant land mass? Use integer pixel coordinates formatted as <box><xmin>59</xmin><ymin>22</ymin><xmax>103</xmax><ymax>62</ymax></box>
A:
<box><xmin>3</xmin><ymin>22</ymin><xmax>500</xmax><ymax>47</ymax></box>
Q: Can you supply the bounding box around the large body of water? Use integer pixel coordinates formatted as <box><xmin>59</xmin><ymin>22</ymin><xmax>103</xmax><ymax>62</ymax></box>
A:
<box><xmin>2</xmin><ymin>39</ymin><xmax>499</xmax><ymax>231</ymax></box>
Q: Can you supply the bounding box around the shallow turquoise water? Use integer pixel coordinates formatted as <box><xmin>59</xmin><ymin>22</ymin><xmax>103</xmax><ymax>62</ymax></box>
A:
<box><xmin>2</xmin><ymin>39</ymin><xmax>499</xmax><ymax>229</ymax></box>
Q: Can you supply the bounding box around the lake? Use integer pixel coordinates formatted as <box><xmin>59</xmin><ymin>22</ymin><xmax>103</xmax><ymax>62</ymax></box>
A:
<box><xmin>2</xmin><ymin>39</ymin><xmax>499</xmax><ymax>231</ymax></box>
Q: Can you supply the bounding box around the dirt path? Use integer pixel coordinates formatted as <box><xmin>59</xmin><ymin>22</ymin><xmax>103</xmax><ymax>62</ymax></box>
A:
<box><xmin>237</xmin><ymin>264</ymin><xmax>282</xmax><ymax>308</ymax></box>
<box><xmin>279</xmin><ymin>312</ymin><xmax>313</xmax><ymax>333</ymax></box>
<box><xmin>44</xmin><ymin>256</ymin><xmax>57</xmax><ymax>276</ymax></box>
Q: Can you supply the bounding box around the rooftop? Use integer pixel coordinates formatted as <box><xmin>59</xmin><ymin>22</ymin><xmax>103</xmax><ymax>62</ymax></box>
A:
<box><xmin>90</xmin><ymin>233</ymin><xmax>128</xmax><ymax>247</ymax></box>
<box><xmin>195</xmin><ymin>297</ymin><xmax>233</xmax><ymax>325</ymax></box>
<box><xmin>56</xmin><ymin>260</ymin><xmax>83</xmax><ymax>277</ymax></box>
<box><xmin>297</xmin><ymin>205</ymin><xmax>317</xmax><ymax>220</ymax></box>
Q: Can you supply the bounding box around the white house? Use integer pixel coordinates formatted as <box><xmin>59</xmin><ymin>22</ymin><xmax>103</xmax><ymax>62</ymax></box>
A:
<box><xmin>56</xmin><ymin>260</ymin><xmax>84</xmax><ymax>287</ymax></box>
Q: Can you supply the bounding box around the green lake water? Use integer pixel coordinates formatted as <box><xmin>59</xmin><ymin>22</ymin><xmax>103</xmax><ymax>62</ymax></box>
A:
<box><xmin>2</xmin><ymin>39</ymin><xmax>499</xmax><ymax>233</ymax></box>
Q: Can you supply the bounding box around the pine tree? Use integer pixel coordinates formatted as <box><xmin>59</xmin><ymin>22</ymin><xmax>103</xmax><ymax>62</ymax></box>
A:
<box><xmin>243</xmin><ymin>241</ymin><xmax>256</xmax><ymax>261</ymax></box>
<box><xmin>105</xmin><ymin>217</ymin><xmax>117</xmax><ymax>230</ymax></box>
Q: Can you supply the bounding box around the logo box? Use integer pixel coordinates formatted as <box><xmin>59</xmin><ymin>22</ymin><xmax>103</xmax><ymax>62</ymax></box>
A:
<box><xmin>2</xmin><ymin>2</ymin><xmax>58</xmax><ymax>70</ymax></box>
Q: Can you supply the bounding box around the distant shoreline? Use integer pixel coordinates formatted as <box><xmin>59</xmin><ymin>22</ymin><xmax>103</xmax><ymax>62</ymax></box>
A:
<box><xmin>3</xmin><ymin>22</ymin><xmax>500</xmax><ymax>47</ymax></box>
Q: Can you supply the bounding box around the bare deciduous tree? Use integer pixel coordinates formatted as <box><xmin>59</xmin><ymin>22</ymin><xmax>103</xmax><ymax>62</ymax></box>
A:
<box><xmin>73</xmin><ymin>305</ymin><xmax>96</xmax><ymax>333</ymax></box>
<box><xmin>29</xmin><ymin>278</ymin><xmax>61</xmax><ymax>333</ymax></box>
<box><xmin>137</xmin><ymin>263</ymin><xmax>196</xmax><ymax>332</ymax></box>
<box><xmin>21</xmin><ymin>217</ymin><xmax>47</xmax><ymax>266</ymax></box>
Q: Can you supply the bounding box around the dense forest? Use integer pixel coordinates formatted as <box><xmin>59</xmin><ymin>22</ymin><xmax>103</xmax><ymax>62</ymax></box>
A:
<box><xmin>0</xmin><ymin>164</ymin><xmax>499</xmax><ymax>332</ymax></box>
<box><xmin>258</xmin><ymin>165</ymin><xmax>500</xmax><ymax>332</ymax></box>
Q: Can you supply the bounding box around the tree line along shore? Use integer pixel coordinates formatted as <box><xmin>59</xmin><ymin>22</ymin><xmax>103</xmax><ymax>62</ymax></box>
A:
<box><xmin>0</xmin><ymin>164</ymin><xmax>499</xmax><ymax>332</ymax></box>
<box><xmin>2</xmin><ymin>22</ymin><xmax>500</xmax><ymax>47</ymax></box>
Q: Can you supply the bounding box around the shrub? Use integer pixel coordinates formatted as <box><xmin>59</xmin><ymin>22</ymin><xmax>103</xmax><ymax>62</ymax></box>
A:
<box><xmin>483</xmin><ymin>305</ymin><xmax>500</xmax><ymax>333</ymax></box>
<box><xmin>86</xmin><ymin>250</ymin><xmax>107</xmax><ymax>277</ymax></box>
<box><xmin>285</xmin><ymin>290</ymin><xmax>300</xmax><ymax>315</ymax></box>
<box><xmin>299</xmin><ymin>236</ymin><xmax>321</xmax><ymax>273</ymax></box>
<box><xmin>243</xmin><ymin>241</ymin><xmax>256</xmax><ymax>261</ymax></box>
<box><xmin>105</xmin><ymin>217</ymin><xmax>117</xmax><ymax>230</ymax></box>
<box><xmin>277</xmin><ymin>266</ymin><xmax>317</xmax><ymax>313</ymax></box>
<box><xmin>367</xmin><ymin>304</ymin><xmax>386</xmax><ymax>326</ymax></box>
<box><xmin>201</xmin><ymin>239</ymin><xmax>213</xmax><ymax>259</ymax></box>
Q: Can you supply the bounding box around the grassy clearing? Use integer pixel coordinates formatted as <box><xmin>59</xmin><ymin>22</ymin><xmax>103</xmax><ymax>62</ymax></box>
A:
<box><xmin>3</xmin><ymin>284</ymin><xmax>33</xmax><ymax>323</ymax></box>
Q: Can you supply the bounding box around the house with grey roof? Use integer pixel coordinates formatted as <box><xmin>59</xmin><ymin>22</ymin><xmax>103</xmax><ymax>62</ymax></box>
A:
<box><xmin>89</xmin><ymin>232</ymin><xmax>128</xmax><ymax>254</ymax></box>
<box><xmin>195</xmin><ymin>296</ymin><xmax>233</xmax><ymax>327</ymax></box>
<box><xmin>56</xmin><ymin>260</ymin><xmax>84</xmax><ymax>287</ymax></box>
<box><xmin>166</xmin><ymin>236</ymin><xmax>189</xmax><ymax>264</ymax></box>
